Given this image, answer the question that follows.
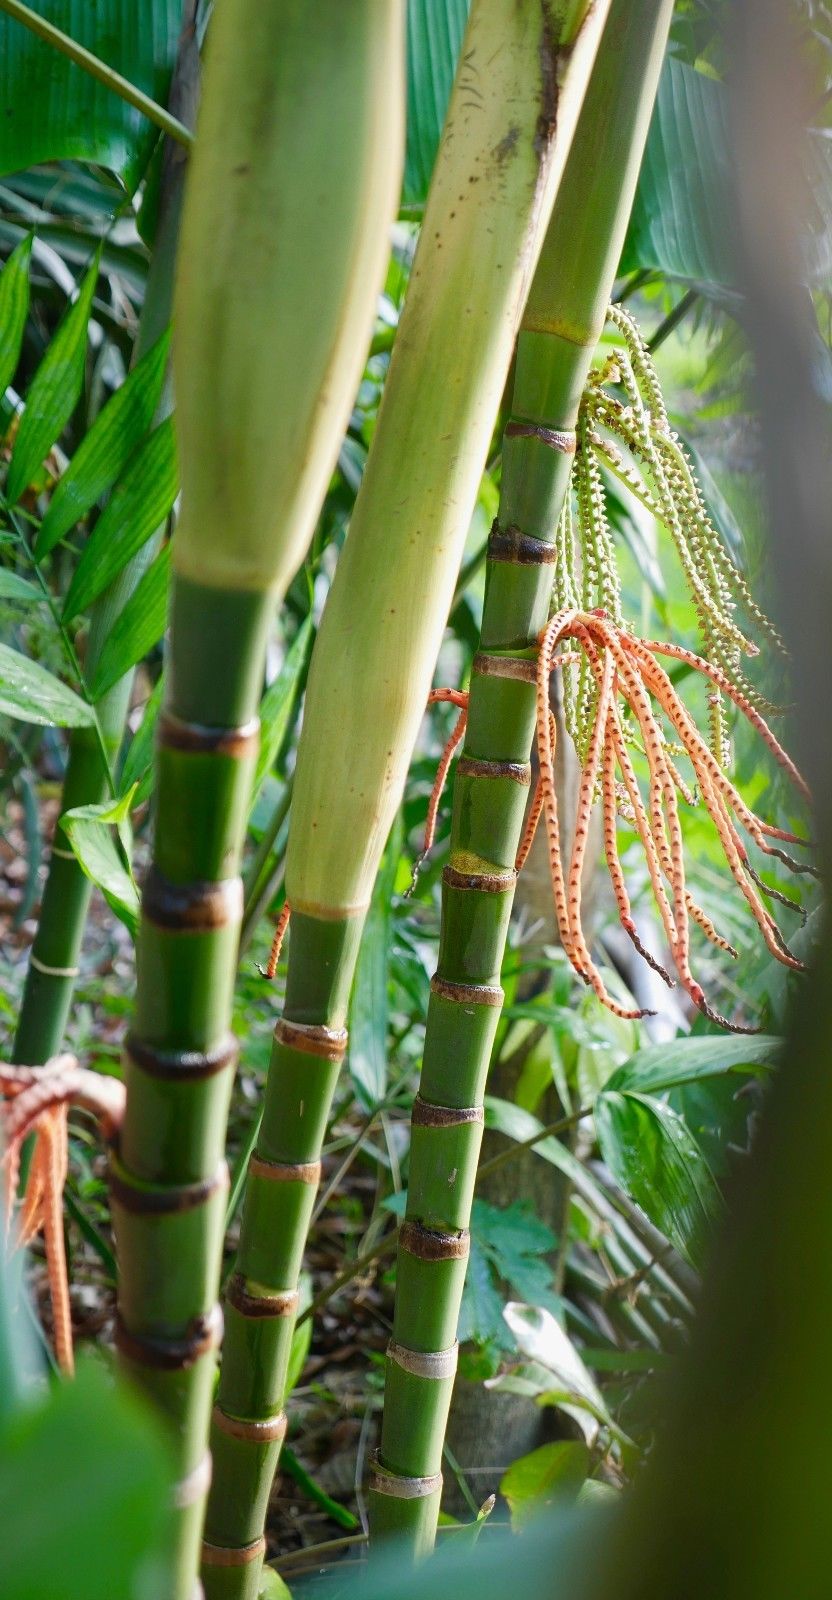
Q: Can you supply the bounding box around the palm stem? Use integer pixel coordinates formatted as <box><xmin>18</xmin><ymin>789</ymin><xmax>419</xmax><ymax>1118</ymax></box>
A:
<box><xmin>206</xmin><ymin>3</ymin><xmax>613</xmax><ymax>1585</ymax></box>
<box><xmin>372</xmin><ymin>0</ymin><xmax>675</xmax><ymax>1556</ymax></box>
<box><xmin>110</xmin><ymin>9</ymin><xmax>405</xmax><ymax>1598</ymax></box>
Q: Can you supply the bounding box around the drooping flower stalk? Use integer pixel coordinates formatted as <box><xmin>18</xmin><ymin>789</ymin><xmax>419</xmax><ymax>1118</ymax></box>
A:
<box><xmin>372</xmin><ymin>0</ymin><xmax>675</xmax><ymax>1556</ymax></box>
<box><xmin>554</xmin><ymin>301</ymin><xmax>787</xmax><ymax>763</ymax></box>
<box><xmin>527</xmin><ymin>609</ymin><xmax>810</xmax><ymax>1029</ymax></box>
<box><xmin>204</xmin><ymin>2</ymin><xmax>613</xmax><ymax>1589</ymax></box>
<box><xmin>111</xmin><ymin>7</ymin><xmax>404</xmax><ymax>1597</ymax></box>
<box><xmin>0</xmin><ymin>1057</ymin><xmax>125</xmax><ymax>1374</ymax></box>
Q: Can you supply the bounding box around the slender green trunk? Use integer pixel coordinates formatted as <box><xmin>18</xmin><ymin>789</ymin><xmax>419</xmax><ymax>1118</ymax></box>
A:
<box><xmin>12</xmin><ymin>0</ymin><xmax>198</xmax><ymax>1066</ymax></box>
<box><xmin>205</xmin><ymin>5</ymin><xmax>612</xmax><ymax>1593</ymax></box>
<box><xmin>111</xmin><ymin>8</ymin><xmax>404</xmax><ymax>1598</ymax></box>
<box><xmin>372</xmin><ymin>0</ymin><xmax>675</xmax><ymax>1554</ymax></box>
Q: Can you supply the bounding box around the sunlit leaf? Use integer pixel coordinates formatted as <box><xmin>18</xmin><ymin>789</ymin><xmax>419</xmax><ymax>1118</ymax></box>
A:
<box><xmin>606</xmin><ymin>1034</ymin><xmax>781</xmax><ymax>1097</ymax></box>
<box><xmin>0</xmin><ymin>571</ymin><xmax>40</xmax><ymax>603</ymax></box>
<box><xmin>62</xmin><ymin>786</ymin><xmax>140</xmax><ymax>935</ymax></box>
<box><xmin>595</xmin><ymin>1089</ymin><xmax>722</xmax><ymax>1266</ymax></box>
<box><xmin>500</xmin><ymin>1440</ymin><xmax>589</xmax><ymax>1531</ymax></box>
<box><xmin>0</xmin><ymin>641</ymin><xmax>94</xmax><ymax>726</ymax></box>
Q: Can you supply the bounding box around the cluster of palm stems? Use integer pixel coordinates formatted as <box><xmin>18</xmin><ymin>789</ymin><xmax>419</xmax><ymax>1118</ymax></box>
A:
<box><xmin>4</xmin><ymin>0</ymin><xmax>814</xmax><ymax>1597</ymax></box>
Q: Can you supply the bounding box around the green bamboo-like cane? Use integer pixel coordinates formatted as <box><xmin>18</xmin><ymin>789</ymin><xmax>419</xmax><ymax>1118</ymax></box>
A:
<box><xmin>11</xmin><ymin>4</ymin><xmax>198</xmax><ymax>1070</ymax></box>
<box><xmin>204</xmin><ymin>6</ymin><xmax>613</xmax><ymax>1595</ymax></box>
<box><xmin>110</xmin><ymin>7</ymin><xmax>404</xmax><ymax>1598</ymax></box>
<box><xmin>371</xmin><ymin>0</ymin><xmax>675</xmax><ymax>1555</ymax></box>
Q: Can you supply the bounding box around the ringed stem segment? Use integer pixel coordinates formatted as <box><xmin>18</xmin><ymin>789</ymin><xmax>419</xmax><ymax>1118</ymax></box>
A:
<box><xmin>371</xmin><ymin>0</ymin><xmax>675</xmax><ymax>1554</ymax></box>
<box><xmin>202</xmin><ymin>911</ymin><xmax>365</xmax><ymax>1594</ymax></box>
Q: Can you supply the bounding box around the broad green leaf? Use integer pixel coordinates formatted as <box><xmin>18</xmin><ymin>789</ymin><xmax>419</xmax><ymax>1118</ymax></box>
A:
<box><xmin>36</xmin><ymin>326</ymin><xmax>170</xmax><ymax>559</ymax></box>
<box><xmin>500</xmin><ymin>1441</ymin><xmax>589</xmax><ymax>1531</ymax></box>
<box><xmin>501</xmin><ymin>1302</ymin><xmax>610</xmax><ymax>1445</ymax></box>
<box><xmin>403</xmin><ymin>0</ymin><xmax>470</xmax><ymax>209</ymax></box>
<box><xmin>349</xmin><ymin>814</ymin><xmax>402</xmax><ymax>1106</ymax></box>
<box><xmin>62</xmin><ymin>415</ymin><xmax>177</xmax><ymax>621</ymax></box>
<box><xmin>0</xmin><ymin>2</ymin><xmax>181</xmax><ymax>192</ymax></box>
<box><xmin>0</xmin><ymin>570</ymin><xmax>40</xmax><ymax>603</ymax></box>
<box><xmin>90</xmin><ymin>543</ymin><xmax>169</xmax><ymax>699</ymax></box>
<box><xmin>0</xmin><ymin>234</ymin><xmax>32</xmax><ymax>396</ymax></box>
<box><xmin>62</xmin><ymin>786</ymin><xmax>140</xmax><ymax>935</ymax></box>
<box><xmin>119</xmin><ymin>672</ymin><xmax>163</xmax><ymax>803</ymax></box>
<box><xmin>606</xmin><ymin>1034</ymin><xmax>781</xmax><ymax>1097</ymax></box>
<box><xmin>458</xmin><ymin>1234</ymin><xmax>507</xmax><ymax>1347</ymax></box>
<box><xmin>595</xmin><ymin>1089</ymin><xmax>721</xmax><ymax>1267</ymax></box>
<box><xmin>624</xmin><ymin>58</ymin><xmax>832</xmax><ymax>290</ymax></box>
<box><xmin>252</xmin><ymin>617</ymin><xmax>312</xmax><ymax>801</ymax></box>
<box><xmin>6</xmin><ymin>251</ymin><xmax>100</xmax><ymax>504</ymax></box>
<box><xmin>0</xmin><ymin>1358</ymin><xmax>174</xmax><ymax>1600</ymax></box>
<box><xmin>0</xmin><ymin>641</ymin><xmax>93</xmax><ymax>726</ymax></box>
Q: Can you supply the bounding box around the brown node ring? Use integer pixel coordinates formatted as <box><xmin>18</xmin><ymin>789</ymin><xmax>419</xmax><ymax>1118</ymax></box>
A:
<box><xmin>399</xmin><ymin>1220</ymin><xmax>469</xmax><ymax>1262</ymax></box>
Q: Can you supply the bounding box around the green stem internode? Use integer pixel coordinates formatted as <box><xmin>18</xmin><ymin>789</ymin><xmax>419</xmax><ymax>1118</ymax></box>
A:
<box><xmin>372</xmin><ymin>0</ymin><xmax>675</xmax><ymax>1555</ymax></box>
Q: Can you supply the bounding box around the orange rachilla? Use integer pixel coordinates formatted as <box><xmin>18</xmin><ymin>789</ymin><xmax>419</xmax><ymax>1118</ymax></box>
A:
<box><xmin>420</xmin><ymin>609</ymin><xmax>814</xmax><ymax>1035</ymax></box>
<box><xmin>1</xmin><ymin>1056</ymin><xmax>124</xmax><ymax>1372</ymax></box>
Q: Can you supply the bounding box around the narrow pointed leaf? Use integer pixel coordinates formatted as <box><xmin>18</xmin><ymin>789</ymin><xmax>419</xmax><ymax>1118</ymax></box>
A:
<box><xmin>349</xmin><ymin>816</ymin><xmax>401</xmax><ymax>1105</ymax></box>
<box><xmin>120</xmin><ymin>671</ymin><xmax>164</xmax><ymax>803</ymax></box>
<box><xmin>0</xmin><ymin>233</ymin><xmax>32</xmax><ymax>396</ymax></box>
<box><xmin>62</xmin><ymin>787</ymin><xmax>140</xmax><ymax>935</ymax></box>
<box><xmin>0</xmin><ymin>571</ymin><xmax>40</xmax><ymax>603</ymax></box>
<box><xmin>36</xmin><ymin>326</ymin><xmax>170</xmax><ymax>559</ymax></box>
<box><xmin>252</xmin><ymin>616</ymin><xmax>313</xmax><ymax>801</ymax></box>
<box><xmin>595</xmin><ymin>1088</ymin><xmax>721</xmax><ymax>1267</ymax></box>
<box><xmin>0</xmin><ymin>1</ymin><xmax>181</xmax><ymax>191</ymax></box>
<box><xmin>0</xmin><ymin>641</ymin><xmax>94</xmax><ymax>725</ymax></box>
<box><xmin>90</xmin><ymin>543</ymin><xmax>169</xmax><ymax>700</ymax></box>
<box><xmin>7</xmin><ymin>251</ymin><xmax>100</xmax><ymax>505</ymax></box>
<box><xmin>62</xmin><ymin>415</ymin><xmax>177</xmax><ymax>621</ymax></box>
<box><xmin>404</xmin><ymin>0</ymin><xmax>470</xmax><ymax>209</ymax></box>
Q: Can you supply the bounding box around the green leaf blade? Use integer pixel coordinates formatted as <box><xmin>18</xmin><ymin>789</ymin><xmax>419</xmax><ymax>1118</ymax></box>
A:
<box><xmin>595</xmin><ymin>1089</ymin><xmax>721</xmax><ymax>1267</ymax></box>
<box><xmin>62</xmin><ymin>788</ymin><xmax>140</xmax><ymax>935</ymax></box>
<box><xmin>0</xmin><ymin>233</ymin><xmax>32</xmax><ymax>397</ymax></box>
<box><xmin>0</xmin><ymin>1</ymin><xmax>181</xmax><ymax>192</ymax></box>
<box><xmin>62</xmin><ymin>414</ymin><xmax>177</xmax><ymax>621</ymax></box>
<box><xmin>7</xmin><ymin>250</ymin><xmax>100</xmax><ymax>505</ymax></box>
<box><xmin>403</xmin><ymin>0</ymin><xmax>470</xmax><ymax>209</ymax></box>
<box><xmin>0</xmin><ymin>641</ymin><xmax>94</xmax><ymax>726</ymax></box>
<box><xmin>90</xmin><ymin>543</ymin><xmax>169</xmax><ymax>699</ymax></box>
<box><xmin>36</xmin><ymin>325</ymin><xmax>170</xmax><ymax>560</ymax></box>
<box><xmin>605</xmin><ymin>1034</ymin><xmax>782</xmax><ymax>1097</ymax></box>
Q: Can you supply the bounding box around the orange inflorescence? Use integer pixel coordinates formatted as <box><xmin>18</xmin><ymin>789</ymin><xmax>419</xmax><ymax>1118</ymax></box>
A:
<box><xmin>422</xmin><ymin>610</ymin><xmax>813</xmax><ymax>1034</ymax></box>
<box><xmin>1</xmin><ymin>1057</ymin><xmax>125</xmax><ymax>1373</ymax></box>
<box><xmin>260</xmin><ymin>897</ymin><xmax>292</xmax><ymax>980</ymax></box>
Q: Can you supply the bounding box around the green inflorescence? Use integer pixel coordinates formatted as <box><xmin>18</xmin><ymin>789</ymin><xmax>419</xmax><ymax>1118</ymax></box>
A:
<box><xmin>552</xmin><ymin>301</ymin><xmax>786</xmax><ymax>765</ymax></box>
